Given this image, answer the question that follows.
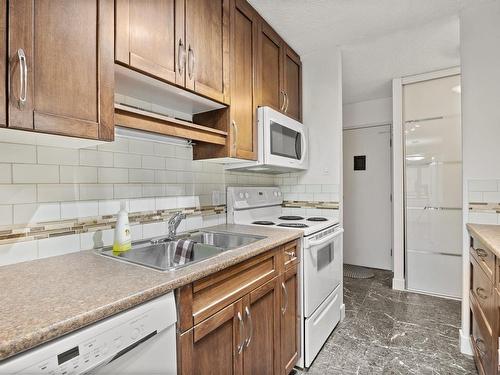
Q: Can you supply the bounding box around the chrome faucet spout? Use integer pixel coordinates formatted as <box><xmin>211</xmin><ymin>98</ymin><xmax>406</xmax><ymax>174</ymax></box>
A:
<box><xmin>167</xmin><ymin>211</ymin><xmax>186</xmax><ymax>240</ymax></box>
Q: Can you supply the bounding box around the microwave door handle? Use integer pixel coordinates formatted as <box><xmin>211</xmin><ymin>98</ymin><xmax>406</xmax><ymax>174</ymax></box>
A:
<box><xmin>299</xmin><ymin>130</ymin><xmax>307</xmax><ymax>163</ymax></box>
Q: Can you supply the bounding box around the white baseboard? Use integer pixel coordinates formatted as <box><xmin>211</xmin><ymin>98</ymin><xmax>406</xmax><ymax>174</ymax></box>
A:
<box><xmin>392</xmin><ymin>277</ymin><xmax>405</xmax><ymax>290</ymax></box>
<box><xmin>459</xmin><ymin>329</ymin><xmax>473</xmax><ymax>355</ymax></box>
<box><xmin>340</xmin><ymin>304</ymin><xmax>345</xmax><ymax>322</ymax></box>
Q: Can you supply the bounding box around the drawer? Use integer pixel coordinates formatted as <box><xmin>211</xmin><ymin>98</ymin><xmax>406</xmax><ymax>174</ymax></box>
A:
<box><xmin>471</xmin><ymin>296</ymin><xmax>495</xmax><ymax>375</ymax></box>
<box><xmin>283</xmin><ymin>240</ymin><xmax>300</xmax><ymax>269</ymax></box>
<box><xmin>471</xmin><ymin>257</ymin><xmax>495</xmax><ymax>329</ymax></box>
<box><xmin>190</xmin><ymin>247</ymin><xmax>280</xmax><ymax>325</ymax></box>
<box><xmin>471</xmin><ymin>235</ymin><xmax>495</xmax><ymax>281</ymax></box>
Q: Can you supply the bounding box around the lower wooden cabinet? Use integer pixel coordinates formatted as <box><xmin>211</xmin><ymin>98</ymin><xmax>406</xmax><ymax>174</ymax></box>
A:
<box><xmin>177</xmin><ymin>241</ymin><xmax>300</xmax><ymax>375</ymax></box>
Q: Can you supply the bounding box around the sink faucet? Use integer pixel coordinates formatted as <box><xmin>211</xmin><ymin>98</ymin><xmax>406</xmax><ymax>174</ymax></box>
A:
<box><xmin>167</xmin><ymin>211</ymin><xmax>186</xmax><ymax>240</ymax></box>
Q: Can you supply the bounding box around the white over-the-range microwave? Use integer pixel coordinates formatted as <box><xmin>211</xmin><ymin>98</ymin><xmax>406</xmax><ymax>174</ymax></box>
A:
<box><xmin>226</xmin><ymin>106</ymin><xmax>308</xmax><ymax>173</ymax></box>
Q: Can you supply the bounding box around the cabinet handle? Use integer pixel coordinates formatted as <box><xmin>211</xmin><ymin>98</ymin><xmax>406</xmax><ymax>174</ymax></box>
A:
<box><xmin>281</xmin><ymin>282</ymin><xmax>288</xmax><ymax>315</ymax></box>
<box><xmin>280</xmin><ymin>90</ymin><xmax>285</xmax><ymax>111</ymax></box>
<box><xmin>475</xmin><ymin>337</ymin><xmax>487</xmax><ymax>356</ymax></box>
<box><xmin>476</xmin><ymin>248</ymin><xmax>488</xmax><ymax>259</ymax></box>
<box><xmin>244</xmin><ymin>306</ymin><xmax>253</xmax><ymax>348</ymax></box>
<box><xmin>476</xmin><ymin>287</ymin><xmax>488</xmax><ymax>300</ymax></box>
<box><xmin>237</xmin><ymin>311</ymin><xmax>244</xmax><ymax>354</ymax></box>
<box><xmin>285</xmin><ymin>251</ymin><xmax>296</xmax><ymax>260</ymax></box>
<box><xmin>17</xmin><ymin>48</ymin><xmax>27</xmax><ymax>109</ymax></box>
<box><xmin>177</xmin><ymin>38</ymin><xmax>185</xmax><ymax>76</ymax></box>
<box><xmin>187</xmin><ymin>45</ymin><xmax>195</xmax><ymax>80</ymax></box>
<box><xmin>232</xmin><ymin>121</ymin><xmax>238</xmax><ymax>153</ymax></box>
<box><xmin>284</xmin><ymin>91</ymin><xmax>289</xmax><ymax>112</ymax></box>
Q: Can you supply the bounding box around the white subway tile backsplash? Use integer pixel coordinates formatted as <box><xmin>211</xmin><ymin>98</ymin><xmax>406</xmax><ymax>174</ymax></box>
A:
<box><xmin>114</xmin><ymin>184</ymin><xmax>142</xmax><ymax>199</ymax></box>
<box><xmin>0</xmin><ymin>184</ymin><xmax>37</xmax><ymax>204</ymax></box>
<box><xmin>156</xmin><ymin>196</ymin><xmax>178</xmax><ymax>210</ymax></box>
<box><xmin>38</xmin><ymin>184</ymin><xmax>79</xmax><ymax>202</ymax></box>
<box><xmin>0</xmin><ymin>143</ymin><xmax>36</xmax><ymax>163</ymax></box>
<box><xmin>0</xmin><ymin>205</ymin><xmax>12</xmax><ymax>226</ymax></box>
<box><xmin>469</xmin><ymin>180</ymin><xmax>498</xmax><ymax>192</ymax></box>
<box><xmin>61</xmin><ymin>201</ymin><xmax>98</xmax><ymax>219</ymax></box>
<box><xmin>0</xmin><ymin>164</ymin><xmax>11</xmax><ymax>183</ymax></box>
<box><xmin>154</xmin><ymin>142</ymin><xmax>176</xmax><ymax>157</ymax></box>
<box><xmin>468</xmin><ymin>212</ymin><xmax>498</xmax><ymax>225</ymax></box>
<box><xmin>305</xmin><ymin>185</ymin><xmax>322</xmax><ymax>193</ymax></box>
<box><xmin>142</xmin><ymin>155</ymin><xmax>165</xmax><ymax>170</ymax></box>
<box><xmin>129</xmin><ymin>198</ymin><xmax>155</xmax><ymax>213</ymax></box>
<box><xmin>13</xmin><ymin>164</ymin><xmax>59</xmax><ymax>183</ymax></box>
<box><xmin>79</xmin><ymin>149</ymin><xmax>113</xmax><ymax>167</ymax></box>
<box><xmin>129</xmin><ymin>169</ymin><xmax>155</xmax><ymax>183</ymax></box>
<box><xmin>483</xmin><ymin>192</ymin><xmax>500</xmax><ymax>203</ymax></box>
<box><xmin>60</xmin><ymin>166</ymin><xmax>98</xmax><ymax>184</ymax></box>
<box><xmin>143</xmin><ymin>222</ymin><xmax>166</xmax><ymax>239</ymax></box>
<box><xmin>98</xmin><ymin>200</ymin><xmax>126</xmax><ymax>216</ymax></box>
<box><xmin>0</xmin><ymin>241</ymin><xmax>38</xmax><ymax>266</ymax></box>
<box><xmin>468</xmin><ymin>192</ymin><xmax>484</xmax><ymax>202</ymax></box>
<box><xmin>98</xmin><ymin>168</ymin><xmax>129</xmax><ymax>183</ymax></box>
<box><xmin>155</xmin><ymin>170</ymin><xmax>177</xmax><ymax>184</ymax></box>
<box><xmin>97</xmin><ymin>138</ymin><xmax>129</xmax><ymax>153</ymax></box>
<box><xmin>142</xmin><ymin>184</ymin><xmax>164</xmax><ymax>197</ymax></box>
<box><xmin>14</xmin><ymin>203</ymin><xmax>60</xmax><ymax>224</ymax></box>
<box><xmin>175</xmin><ymin>146</ymin><xmax>192</xmax><ymax>160</ymax></box>
<box><xmin>79</xmin><ymin>184</ymin><xmax>113</xmax><ymax>200</ymax></box>
<box><xmin>114</xmin><ymin>153</ymin><xmax>142</xmax><ymax>168</ymax></box>
<box><xmin>38</xmin><ymin>234</ymin><xmax>80</xmax><ymax>259</ymax></box>
<box><xmin>177</xmin><ymin>196</ymin><xmax>199</xmax><ymax>208</ymax></box>
<box><xmin>129</xmin><ymin>139</ymin><xmax>155</xmax><ymax>155</ymax></box>
<box><xmin>37</xmin><ymin>146</ymin><xmax>79</xmax><ymax>166</ymax></box>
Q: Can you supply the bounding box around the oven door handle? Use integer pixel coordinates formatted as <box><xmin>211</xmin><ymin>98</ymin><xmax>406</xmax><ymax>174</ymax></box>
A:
<box><xmin>306</xmin><ymin>229</ymin><xmax>343</xmax><ymax>248</ymax></box>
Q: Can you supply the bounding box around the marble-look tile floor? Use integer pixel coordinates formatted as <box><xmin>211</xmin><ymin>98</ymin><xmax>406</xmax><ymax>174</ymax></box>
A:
<box><xmin>298</xmin><ymin>268</ymin><xmax>477</xmax><ymax>375</ymax></box>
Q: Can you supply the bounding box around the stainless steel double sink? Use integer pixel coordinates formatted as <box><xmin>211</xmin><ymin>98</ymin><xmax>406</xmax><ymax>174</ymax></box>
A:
<box><xmin>100</xmin><ymin>231</ymin><xmax>265</xmax><ymax>271</ymax></box>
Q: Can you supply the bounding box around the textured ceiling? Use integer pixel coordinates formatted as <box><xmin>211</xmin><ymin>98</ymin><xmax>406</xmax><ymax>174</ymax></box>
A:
<box><xmin>248</xmin><ymin>0</ymin><xmax>492</xmax><ymax>103</ymax></box>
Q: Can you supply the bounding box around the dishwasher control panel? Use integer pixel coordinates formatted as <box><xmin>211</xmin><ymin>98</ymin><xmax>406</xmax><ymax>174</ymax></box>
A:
<box><xmin>17</xmin><ymin>313</ymin><xmax>152</xmax><ymax>375</ymax></box>
<box><xmin>0</xmin><ymin>292</ymin><xmax>176</xmax><ymax>375</ymax></box>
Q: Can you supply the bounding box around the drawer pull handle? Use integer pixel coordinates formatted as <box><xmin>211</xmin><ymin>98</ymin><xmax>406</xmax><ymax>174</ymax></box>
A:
<box><xmin>281</xmin><ymin>282</ymin><xmax>288</xmax><ymax>315</ymax></box>
<box><xmin>476</xmin><ymin>287</ymin><xmax>488</xmax><ymax>300</ymax></box>
<box><xmin>237</xmin><ymin>311</ymin><xmax>244</xmax><ymax>354</ymax></box>
<box><xmin>244</xmin><ymin>306</ymin><xmax>253</xmax><ymax>348</ymax></box>
<box><xmin>476</xmin><ymin>337</ymin><xmax>487</xmax><ymax>356</ymax></box>
<box><xmin>285</xmin><ymin>251</ymin><xmax>296</xmax><ymax>259</ymax></box>
<box><xmin>476</xmin><ymin>248</ymin><xmax>488</xmax><ymax>259</ymax></box>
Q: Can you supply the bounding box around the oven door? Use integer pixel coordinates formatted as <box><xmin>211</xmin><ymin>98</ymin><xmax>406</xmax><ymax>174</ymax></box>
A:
<box><xmin>261</xmin><ymin>107</ymin><xmax>307</xmax><ymax>169</ymax></box>
<box><xmin>303</xmin><ymin>228</ymin><xmax>343</xmax><ymax>317</ymax></box>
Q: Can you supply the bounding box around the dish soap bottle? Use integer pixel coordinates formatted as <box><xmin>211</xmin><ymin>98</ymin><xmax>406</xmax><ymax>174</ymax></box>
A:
<box><xmin>113</xmin><ymin>201</ymin><xmax>131</xmax><ymax>253</ymax></box>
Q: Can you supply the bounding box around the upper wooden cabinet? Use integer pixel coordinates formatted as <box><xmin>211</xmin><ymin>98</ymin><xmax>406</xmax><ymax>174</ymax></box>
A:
<box><xmin>258</xmin><ymin>20</ymin><xmax>302</xmax><ymax>122</ymax></box>
<box><xmin>115</xmin><ymin>0</ymin><xmax>185</xmax><ymax>86</ymax></box>
<box><xmin>0</xmin><ymin>0</ymin><xmax>5</xmax><ymax>127</ymax></box>
<box><xmin>116</xmin><ymin>0</ymin><xmax>230</xmax><ymax>105</ymax></box>
<box><xmin>6</xmin><ymin>0</ymin><xmax>114</xmax><ymax>141</ymax></box>
<box><xmin>185</xmin><ymin>0</ymin><xmax>230</xmax><ymax>104</ymax></box>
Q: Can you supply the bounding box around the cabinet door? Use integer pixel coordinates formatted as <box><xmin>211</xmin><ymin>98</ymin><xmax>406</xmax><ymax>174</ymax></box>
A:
<box><xmin>8</xmin><ymin>0</ymin><xmax>114</xmax><ymax>140</ymax></box>
<box><xmin>189</xmin><ymin>300</ymin><xmax>244</xmax><ymax>375</ymax></box>
<box><xmin>115</xmin><ymin>0</ymin><xmax>185</xmax><ymax>86</ymax></box>
<box><xmin>185</xmin><ymin>0</ymin><xmax>230</xmax><ymax>104</ymax></box>
<box><xmin>242</xmin><ymin>277</ymin><xmax>281</xmax><ymax>375</ymax></box>
<box><xmin>258</xmin><ymin>21</ymin><xmax>283</xmax><ymax>112</ymax></box>
<box><xmin>229</xmin><ymin>0</ymin><xmax>257</xmax><ymax>160</ymax></box>
<box><xmin>0</xmin><ymin>0</ymin><xmax>5</xmax><ymax>127</ymax></box>
<box><xmin>283</xmin><ymin>46</ymin><xmax>302</xmax><ymax>121</ymax></box>
<box><xmin>281</xmin><ymin>265</ymin><xmax>300</xmax><ymax>374</ymax></box>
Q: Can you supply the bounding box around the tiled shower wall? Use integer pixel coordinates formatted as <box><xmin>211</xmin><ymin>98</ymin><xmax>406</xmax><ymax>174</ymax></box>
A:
<box><xmin>468</xmin><ymin>179</ymin><xmax>500</xmax><ymax>224</ymax></box>
<box><xmin>0</xmin><ymin>134</ymin><xmax>275</xmax><ymax>265</ymax></box>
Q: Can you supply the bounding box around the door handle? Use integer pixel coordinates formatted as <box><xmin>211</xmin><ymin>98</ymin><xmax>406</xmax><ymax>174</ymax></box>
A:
<box><xmin>17</xmin><ymin>48</ymin><xmax>27</xmax><ymax>109</ymax></box>
<box><xmin>232</xmin><ymin>121</ymin><xmax>238</xmax><ymax>153</ymax></box>
<box><xmin>237</xmin><ymin>311</ymin><xmax>244</xmax><ymax>354</ymax></box>
<box><xmin>281</xmin><ymin>282</ymin><xmax>288</xmax><ymax>314</ymax></box>
<box><xmin>476</xmin><ymin>248</ymin><xmax>488</xmax><ymax>259</ymax></box>
<box><xmin>476</xmin><ymin>287</ymin><xmax>488</xmax><ymax>300</ymax></box>
<box><xmin>244</xmin><ymin>306</ymin><xmax>253</xmax><ymax>348</ymax></box>
<box><xmin>177</xmin><ymin>38</ymin><xmax>185</xmax><ymax>76</ymax></box>
<box><xmin>280</xmin><ymin>90</ymin><xmax>285</xmax><ymax>111</ymax></box>
<box><xmin>284</xmin><ymin>91</ymin><xmax>289</xmax><ymax>112</ymax></box>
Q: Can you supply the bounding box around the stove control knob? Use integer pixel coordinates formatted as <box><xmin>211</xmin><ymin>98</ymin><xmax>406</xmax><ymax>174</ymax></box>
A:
<box><xmin>244</xmin><ymin>192</ymin><xmax>249</xmax><ymax>199</ymax></box>
<box><xmin>239</xmin><ymin>192</ymin><xmax>244</xmax><ymax>199</ymax></box>
<box><xmin>278</xmin><ymin>191</ymin><xmax>282</xmax><ymax>196</ymax></box>
<box><xmin>273</xmin><ymin>191</ymin><xmax>278</xmax><ymax>197</ymax></box>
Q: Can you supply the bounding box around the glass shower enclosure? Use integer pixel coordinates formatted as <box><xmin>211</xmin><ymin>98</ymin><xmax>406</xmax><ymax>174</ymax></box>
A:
<box><xmin>403</xmin><ymin>74</ymin><xmax>462</xmax><ymax>298</ymax></box>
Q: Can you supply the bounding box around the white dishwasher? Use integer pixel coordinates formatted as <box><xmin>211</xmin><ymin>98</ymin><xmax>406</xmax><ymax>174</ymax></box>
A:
<box><xmin>0</xmin><ymin>292</ymin><xmax>177</xmax><ymax>375</ymax></box>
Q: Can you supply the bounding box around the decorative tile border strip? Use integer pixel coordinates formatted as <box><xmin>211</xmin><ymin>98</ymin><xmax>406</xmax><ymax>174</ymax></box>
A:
<box><xmin>469</xmin><ymin>202</ymin><xmax>500</xmax><ymax>212</ymax></box>
<box><xmin>0</xmin><ymin>205</ymin><xmax>226</xmax><ymax>246</ymax></box>
<box><xmin>282</xmin><ymin>200</ymin><xmax>339</xmax><ymax>210</ymax></box>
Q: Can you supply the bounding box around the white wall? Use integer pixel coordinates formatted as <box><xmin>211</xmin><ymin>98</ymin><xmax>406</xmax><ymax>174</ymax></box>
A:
<box><xmin>460</xmin><ymin>0</ymin><xmax>500</xmax><ymax>355</ymax></box>
<box><xmin>276</xmin><ymin>46</ymin><xmax>343</xmax><ymax>216</ymax></box>
<box><xmin>343</xmin><ymin>97</ymin><xmax>392</xmax><ymax>129</ymax></box>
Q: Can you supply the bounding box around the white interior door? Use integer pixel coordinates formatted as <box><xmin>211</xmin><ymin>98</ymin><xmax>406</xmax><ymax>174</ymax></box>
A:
<box><xmin>343</xmin><ymin>125</ymin><xmax>392</xmax><ymax>270</ymax></box>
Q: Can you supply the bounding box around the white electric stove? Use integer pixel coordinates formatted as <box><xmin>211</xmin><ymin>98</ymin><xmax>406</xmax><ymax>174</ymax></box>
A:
<box><xmin>227</xmin><ymin>186</ymin><xmax>344</xmax><ymax>369</ymax></box>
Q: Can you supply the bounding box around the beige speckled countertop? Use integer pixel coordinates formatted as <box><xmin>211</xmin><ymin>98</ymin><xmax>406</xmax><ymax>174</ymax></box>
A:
<box><xmin>467</xmin><ymin>223</ymin><xmax>500</xmax><ymax>257</ymax></box>
<box><xmin>0</xmin><ymin>224</ymin><xmax>302</xmax><ymax>361</ymax></box>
